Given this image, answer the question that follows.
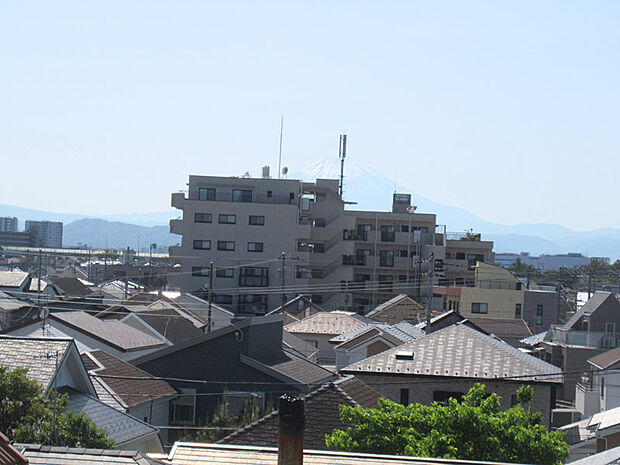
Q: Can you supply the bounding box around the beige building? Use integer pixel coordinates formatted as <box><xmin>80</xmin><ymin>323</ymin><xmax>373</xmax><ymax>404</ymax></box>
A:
<box><xmin>169</xmin><ymin>173</ymin><xmax>494</xmax><ymax>314</ymax></box>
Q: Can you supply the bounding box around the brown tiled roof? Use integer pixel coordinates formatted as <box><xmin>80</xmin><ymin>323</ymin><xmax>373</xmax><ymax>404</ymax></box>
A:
<box><xmin>0</xmin><ymin>336</ymin><xmax>72</xmax><ymax>391</ymax></box>
<box><xmin>171</xmin><ymin>442</ymin><xmax>515</xmax><ymax>464</ymax></box>
<box><xmin>82</xmin><ymin>350</ymin><xmax>177</xmax><ymax>408</ymax></box>
<box><xmin>285</xmin><ymin>312</ymin><xmax>367</xmax><ymax>336</ymax></box>
<box><xmin>219</xmin><ymin>376</ymin><xmax>380</xmax><ymax>449</ymax></box>
<box><xmin>342</xmin><ymin>323</ymin><xmax>563</xmax><ymax>383</ymax></box>
<box><xmin>249</xmin><ymin>350</ymin><xmax>334</xmax><ymax>386</ymax></box>
<box><xmin>0</xmin><ymin>432</ymin><xmax>28</xmax><ymax>465</ymax></box>
<box><xmin>467</xmin><ymin>318</ymin><xmax>532</xmax><ymax>338</ymax></box>
<box><xmin>366</xmin><ymin>294</ymin><xmax>423</xmax><ymax>318</ymax></box>
<box><xmin>130</xmin><ymin>305</ymin><xmax>205</xmax><ymax>344</ymax></box>
<box><xmin>50</xmin><ymin>312</ymin><xmax>166</xmax><ymax>352</ymax></box>
<box><xmin>589</xmin><ymin>347</ymin><xmax>620</xmax><ymax>370</ymax></box>
<box><xmin>49</xmin><ymin>276</ymin><xmax>94</xmax><ymax>297</ymax></box>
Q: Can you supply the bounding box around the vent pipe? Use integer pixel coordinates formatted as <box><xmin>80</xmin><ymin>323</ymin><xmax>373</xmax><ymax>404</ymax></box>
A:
<box><xmin>278</xmin><ymin>395</ymin><xmax>305</xmax><ymax>465</ymax></box>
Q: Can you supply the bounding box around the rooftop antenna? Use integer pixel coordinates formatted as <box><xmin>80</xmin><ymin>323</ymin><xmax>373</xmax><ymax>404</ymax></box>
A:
<box><xmin>278</xmin><ymin>114</ymin><xmax>284</xmax><ymax>179</ymax></box>
<box><xmin>338</xmin><ymin>134</ymin><xmax>347</xmax><ymax>199</ymax></box>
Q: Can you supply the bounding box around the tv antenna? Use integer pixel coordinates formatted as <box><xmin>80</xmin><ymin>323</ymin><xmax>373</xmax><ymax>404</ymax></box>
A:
<box><xmin>278</xmin><ymin>114</ymin><xmax>284</xmax><ymax>179</ymax></box>
<box><xmin>338</xmin><ymin>134</ymin><xmax>347</xmax><ymax>199</ymax></box>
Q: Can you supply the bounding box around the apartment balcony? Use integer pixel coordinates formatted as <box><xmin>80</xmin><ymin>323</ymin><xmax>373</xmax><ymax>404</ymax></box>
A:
<box><xmin>170</xmin><ymin>218</ymin><xmax>183</xmax><ymax>235</ymax></box>
<box><xmin>551</xmin><ymin>328</ymin><xmax>620</xmax><ymax>349</ymax></box>
<box><xmin>171</xmin><ymin>192</ymin><xmax>186</xmax><ymax>209</ymax></box>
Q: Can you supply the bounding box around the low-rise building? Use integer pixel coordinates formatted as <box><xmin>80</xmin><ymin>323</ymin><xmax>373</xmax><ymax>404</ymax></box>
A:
<box><xmin>341</xmin><ymin>322</ymin><xmax>563</xmax><ymax>425</ymax></box>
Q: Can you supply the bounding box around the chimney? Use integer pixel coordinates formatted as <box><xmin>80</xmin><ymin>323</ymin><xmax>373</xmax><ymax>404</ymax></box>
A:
<box><xmin>278</xmin><ymin>395</ymin><xmax>305</xmax><ymax>465</ymax></box>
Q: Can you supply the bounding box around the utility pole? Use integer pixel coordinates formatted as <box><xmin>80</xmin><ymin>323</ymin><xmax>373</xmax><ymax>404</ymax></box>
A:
<box><xmin>124</xmin><ymin>246</ymin><xmax>130</xmax><ymax>301</ymax></box>
<box><xmin>281</xmin><ymin>252</ymin><xmax>287</xmax><ymax>310</ymax></box>
<box><xmin>208</xmin><ymin>261</ymin><xmax>214</xmax><ymax>332</ymax></box>
<box><xmin>426</xmin><ymin>252</ymin><xmax>435</xmax><ymax>335</ymax></box>
<box><xmin>37</xmin><ymin>249</ymin><xmax>42</xmax><ymax>305</ymax></box>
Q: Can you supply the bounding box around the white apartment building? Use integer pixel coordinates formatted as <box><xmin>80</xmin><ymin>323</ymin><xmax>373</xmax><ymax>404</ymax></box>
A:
<box><xmin>0</xmin><ymin>217</ymin><xmax>18</xmax><ymax>232</ymax></box>
<box><xmin>25</xmin><ymin>220</ymin><xmax>63</xmax><ymax>248</ymax></box>
<box><xmin>169</xmin><ymin>173</ymin><xmax>494</xmax><ymax>315</ymax></box>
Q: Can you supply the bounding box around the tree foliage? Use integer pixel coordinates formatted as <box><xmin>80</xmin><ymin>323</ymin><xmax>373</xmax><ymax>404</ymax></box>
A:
<box><xmin>0</xmin><ymin>365</ymin><xmax>114</xmax><ymax>448</ymax></box>
<box><xmin>326</xmin><ymin>384</ymin><xmax>569</xmax><ymax>465</ymax></box>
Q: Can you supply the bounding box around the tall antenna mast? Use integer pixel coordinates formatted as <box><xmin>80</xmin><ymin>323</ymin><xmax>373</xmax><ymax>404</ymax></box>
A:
<box><xmin>278</xmin><ymin>114</ymin><xmax>284</xmax><ymax>179</ymax></box>
<box><xmin>338</xmin><ymin>134</ymin><xmax>347</xmax><ymax>198</ymax></box>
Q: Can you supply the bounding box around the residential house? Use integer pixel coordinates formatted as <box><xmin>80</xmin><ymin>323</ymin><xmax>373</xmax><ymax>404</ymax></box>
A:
<box><xmin>365</xmin><ymin>294</ymin><xmax>425</xmax><ymax>324</ymax></box>
<box><xmin>0</xmin><ymin>271</ymin><xmax>30</xmax><ymax>295</ymax></box>
<box><xmin>218</xmin><ymin>375</ymin><xmax>380</xmax><ymax>450</ymax></box>
<box><xmin>284</xmin><ymin>311</ymin><xmax>369</xmax><ymax>365</ymax></box>
<box><xmin>330</xmin><ymin>322</ymin><xmax>424</xmax><ymax>370</ymax></box>
<box><xmin>266</xmin><ymin>294</ymin><xmax>325</xmax><ymax>321</ymax></box>
<box><xmin>0</xmin><ymin>336</ymin><xmax>163</xmax><ymax>454</ymax></box>
<box><xmin>0</xmin><ymin>291</ymin><xmax>35</xmax><ymax>330</ymax></box>
<box><xmin>543</xmin><ymin>292</ymin><xmax>620</xmax><ymax>402</ymax></box>
<box><xmin>341</xmin><ymin>323</ymin><xmax>563</xmax><ymax>425</ymax></box>
<box><xmin>466</xmin><ymin>317</ymin><xmax>532</xmax><ymax>348</ymax></box>
<box><xmin>131</xmin><ymin>315</ymin><xmax>335</xmax><ymax>436</ymax></box>
<box><xmin>5</xmin><ymin>311</ymin><xmax>167</xmax><ymax>361</ymax></box>
<box><xmin>576</xmin><ymin>347</ymin><xmax>620</xmax><ymax>418</ymax></box>
<box><xmin>433</xmin><ymin>262</ymin><xmax>559</xmax><ymax>333</ymax></box>
<box><xmin>413</xmin><ymin>309</ymin><xmax>466</xmax><ymax>333</ymax></box>
<box><xmin>173</xmin><ymin>293</ymin><xmax>234</xmax><ymax>331</ymax></box>
<box><xmin>562</xmin><ymin>407</ymin><xmax>620</xmax><ymax>458</ymax></box>
<box><xmin>81</xmin><ymin>349</ymin><xmax>179</xmax><ymax>444</ymax></box>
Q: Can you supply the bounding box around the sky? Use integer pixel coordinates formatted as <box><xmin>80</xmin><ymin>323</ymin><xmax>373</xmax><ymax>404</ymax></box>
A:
<box><xmin>1</xmin><ymin>1</ymin><xmax>619</xmax><ymax>231</ymax></box>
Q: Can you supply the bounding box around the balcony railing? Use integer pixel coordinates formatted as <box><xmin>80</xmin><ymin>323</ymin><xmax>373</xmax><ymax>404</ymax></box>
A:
<box><xmin>551</xmin><ymin>328</ymin><xmax>620</xmax><ymax>349</ymax></box>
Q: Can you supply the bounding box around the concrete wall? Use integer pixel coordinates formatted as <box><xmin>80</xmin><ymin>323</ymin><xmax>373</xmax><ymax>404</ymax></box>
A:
<box><xmin>459</xmin><ymin>287</ymin><xmax>524</xmax><ymax>320</ymax></box>
<box><xmin>524</xmin><ymin>290</ymin><xmax>559</xmax><ymax>331</ymax></box>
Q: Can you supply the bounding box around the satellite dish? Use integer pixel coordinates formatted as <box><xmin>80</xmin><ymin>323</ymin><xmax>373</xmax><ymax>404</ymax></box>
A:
<box><xmin>282</xmin><ymin>166</ymin><xmax>288</xmax><ymax>175</ymax></box>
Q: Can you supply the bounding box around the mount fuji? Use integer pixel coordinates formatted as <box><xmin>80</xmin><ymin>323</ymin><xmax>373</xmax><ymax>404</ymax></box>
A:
<box><xmin>291</xmin><ymin>160</ymin><xmax>620</xmax><ymax>260</ymax></box>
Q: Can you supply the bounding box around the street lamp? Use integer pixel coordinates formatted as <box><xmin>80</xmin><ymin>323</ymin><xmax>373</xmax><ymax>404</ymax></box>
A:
<box><xmin>406</xmin><ymin>205</ymin><xmax>417</xmax><ymax>297</ymax></box>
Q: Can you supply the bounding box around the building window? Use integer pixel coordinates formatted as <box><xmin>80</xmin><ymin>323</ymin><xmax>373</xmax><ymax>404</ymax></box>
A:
<box><xmin>601</xmin><ymin>377</ymin><xmax>605</xmax><ymax>399</ymax></box>
<box><xmin>192</xmin><ymin>267</ymin><xmax>210</xmax><ymax>277</ymax></box>
<box><xmin>379</xmin><ymin>250</ymin><xmax>394</xmax><ymax>267</ymax></box>
<box><xmin>433</xmin><ymin>391</ymin><xmax>463</xmax><ymax>405</ymax></box>
<box><xmin>357</xmin><ymin>224</ymin><xmax>372</xmax><ymax>241</ymax></box>
<box><xmin>248</xmin><ymin>242</ymin><xmax>264</xmax><ymax>252</ymax></box>
<box><xmin>399</xmin><ymin>250</ymin><xmax>408</xmax><ymax>258</ymax></box>
<box><xmin>289</xmin><ymin>192</ymin><xmax>295</xmax><ymax>201</ymax></box>
<box><xmin>515</xmin><ymin>303</ymin><xmax>522</xmax><ymax>319</ymax></box>
<box><xmin>536</xmin><ymin>304</ymin><xmax>543</xmax><ymax>325</ymax></box>
<box><xmin>198</xmin><ymin>188</ymin><xmax>216</xmax><ymax>201</ymax></box>
<box><xmin>380</xmin><ymin>225</ymin><xmax>395</xmax><ymax>242</ymax></box>
<box><xmin>193</xmin><ymin>240</ymin><xmax>211</xmax><ymax>250</ymax></box>
<box><xmin>232</xmin><ymin>189</ymin><xmax>253</xmax><ymax>202</ymax></box>
<box><xmin>400</xmin><ymin>388</ymin><xmax>409</xmax><ymax>406</ymax></box>
<box><xmin>606</xmin><ymin>323</ymin><xmax>616</xmax><ymax>334</ymax></box>
<box><xmin>378</xmin><ymin>275</ymin><xmax>393</xmax><ymax>292</ymax></box>
<box><xmin>267</xmin><ymin>190</ymin><xmax>272</xmax><ymax>198</ymax></box>
<box><xmin>471</xmin><ymin>303</ymin><xmax>488</xmax><ymax>314</ymax></box>
<box><xmin>171</xmin><ymin>388</ymin><xmax>196</xmax><ymax>424</ymax></box>
<box><xmin>239</xmin><ymin>267</ymin><xmax>269</xmax><ymax>287</ymax></box>
<box><xmin>238</xmin><ymin>294</ymin><xmax>268</xmax><ymax>313</ymax></box>
<box><xmin>249</xmin><ymin>215</ymin><xmax>265</xmax><ymax>225</ymax></box>
<box><xmin>219</xmin><ymin>214</ymin><xmax>236</xmax><ymax>224</ymax></box>
<box><xmin>217</xmin><ymin>241</ymin><xmax>235</xmax><ymax>251</ymax></box>
<box><xmin>456</xmin><ymin>252</ymin><xmax>466</xmax><ymax>260</ymax></box>
<box><xmin>213</xmin><ymin>294</ymin><xmax>233</xmax><ymax>305</ymax></box>
<box><xmin>194</xmin><ymin>213</ymin><xmax>212</xmax><ymax>223</ymax></box>
<box><xmin>216</xmin><ymin>268</ymin><xmax>234</xmax><ymax>278</ymax></box>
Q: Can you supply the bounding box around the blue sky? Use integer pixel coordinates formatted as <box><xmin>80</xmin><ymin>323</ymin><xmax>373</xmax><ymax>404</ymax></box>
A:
<box><xmin>1</xmin><ymin>1</ymin><xmax>618</xmax><ymax>230</ymax></box>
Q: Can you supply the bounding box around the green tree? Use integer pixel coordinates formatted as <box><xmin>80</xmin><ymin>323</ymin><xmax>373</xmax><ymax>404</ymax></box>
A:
<box><xmin>0</xmin><ymin>366</ymin><xmax>114</xmax><ymax>448</ymax></box>
<box><xmin>326</xmin><ymin>384</ymin><xmax>569</xmax><ymax>465</ymax></box>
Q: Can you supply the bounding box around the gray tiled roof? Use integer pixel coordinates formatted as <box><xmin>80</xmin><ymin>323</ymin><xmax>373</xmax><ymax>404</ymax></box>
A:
<box><xmin>219</xmin><ymin>376</ymin><xmax>380</xmax><ymax>450</ymax></box>
<box><xmin>331</xmin><ymin>322</ymin><xmax>424</xmax><ymax>347</ymax></box>
<box><xmin>50</xmin><ymin>312</ymin><xmax>166</xmax><ymax>352</ymax></box>
<box><xmin>0</xmin><ymin>336</ymin><xmax>72</xmax><ymax>391</ymax></box>
<box><xmin>61</xmin><ymin>387</ymin><xmax>159</xmax><ymax>446</ymax></box>
<box><xmin>129</xmin><ymin>305</ymin><xmax>204</xmax><ymax>344</ymax></box>
<box><xmin>0</xmin><ymin>271</ymin><xmax>29</xmax><ymax>288</ymax></box>
<box><xmin>249</xmin><ymin>349</ymin><xmax>334</xmax><ymax>386</ymax></box>
<box><xmin>19</xmin><ymin>444</ymin><xmax>157</xmax><ymax>465</ymax></box>
<box><xmin>342</xmin><ymin>323</ymin><xmax>563</xmax><ymax>383</ymax></box>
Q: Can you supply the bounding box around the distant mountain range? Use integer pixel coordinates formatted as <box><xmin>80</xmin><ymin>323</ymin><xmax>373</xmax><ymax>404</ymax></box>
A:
<box><xmin>2</xmin><ymin>160</ymin><xmax>618</xmax><ymax>259</ymax></box>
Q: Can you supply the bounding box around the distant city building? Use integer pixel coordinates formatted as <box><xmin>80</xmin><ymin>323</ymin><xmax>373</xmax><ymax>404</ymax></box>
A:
<box><xmin>495</xmin><ymin>252</ymin><xmax>609</xmax><ymax>270</ymax></box>
<box><xmin>25</xmin><ymin>220</ymin><xmax>63</xmax><ymax>248</ymax></box>
<box><xmin>169</xmin><ymin>172</ymin><xmax>494</xmax><ymax>315</ymax></box>
<box><xmin>0</xmin><ymin>217</ymin><xmax>18</xmax><ymax>232</ymax></box>
<box><xmin>0</xmin><ymin>230</ymin><xmax>43</xmax><ymax>248</ymax></box>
